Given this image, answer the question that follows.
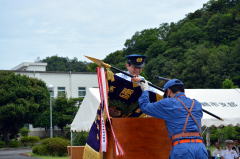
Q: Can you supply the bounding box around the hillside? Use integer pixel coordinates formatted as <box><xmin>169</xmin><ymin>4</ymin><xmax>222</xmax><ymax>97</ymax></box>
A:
<box><xmin>104</xmin><ymin>0</ymin><xmax>240</xmax><ymax>88</ymax></box>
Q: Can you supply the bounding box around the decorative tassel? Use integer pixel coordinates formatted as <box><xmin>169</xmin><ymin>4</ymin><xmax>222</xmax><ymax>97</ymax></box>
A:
<box><xmin>97</xmin><ymin>67</ymin><xmax>125</xmax><ymax>156</ymax></box>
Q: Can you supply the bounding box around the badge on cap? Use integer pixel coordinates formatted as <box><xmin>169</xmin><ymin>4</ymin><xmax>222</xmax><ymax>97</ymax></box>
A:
<box><xmin>126</xmin><ymin>54</ymin><xmax>146</xmax><ymax>68</ymax></box>
<box><xmin>136</xmin><ymin>58</ymin><xmax>143</xmax><ymax>63</ymax></box>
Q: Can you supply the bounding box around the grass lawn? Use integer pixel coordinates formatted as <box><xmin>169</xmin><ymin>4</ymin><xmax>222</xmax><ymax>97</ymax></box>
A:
<box><xmin>29</xmin><ymin>153</ymin><xmax>69</xmax><ymax>159</ymax></box>
<box><xmin>207</xmin><ymin>146</ymin><xmax>215</xmax><ymax>153</ymax></box>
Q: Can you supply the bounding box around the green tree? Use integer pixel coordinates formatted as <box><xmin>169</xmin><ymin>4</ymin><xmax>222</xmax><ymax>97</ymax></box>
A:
<box><xmin>144</xmin><ymin>54</ymin><xmax>170</xmax><ymax>83</ymax></box>
<box><xmin>167</xmin><ymin>22</ymin><xmax>203</xmax><ymax>47</ymax></box>
<box><xmin>42</xmin><ymin>56</ymin><xmax>89</xmax><ymax>72</ymax></box>
<box><xmin>33</xmin><ymin>111</ymin><xmax>50</xmax><ymax>134</ymax></box>
<box><xmin>230</xmin><ymin>38</ymin><xmax>240</xmax><ymax>86</ymax></box>
<box><xmin>104</xmin><ymin>50</ymin><xmax>126</xmax><ymax>70</ymax></box>
<box><xmin>157</xmin><ymin>23</ymin><xmax>171</xmax><ymax>40</ymax></box>
<box><xmin>86</xmin><ymin>63</ymin><xmax>98</xmax><ymax>72</ymax></box>
<box><xmin>34</xmin><ymin>96</ymin><xmax>81</xmax><ymax>135</ymax></box>
<box><xmin>124</xmin><ymin>28</ymin><xmax>161</xmax><ymax>54</ymax></box>
<box><xmin>42</xmin><ymin>56</ymin><xmax>68</xmax><ymax>71</ymax></box>
<box><xmin>54</xmin><ymin>97</ymin><xmax>81</xmax><ymax>132</ymax></box>
<box><xmin>69</xmin><ymin>57</ymin><xmax>88</xmax><ymax>72</ymax></box>
<box><xmin>0</xmin><ymin>71</ymin><xmax>49</xmax><ymax>142</ymax></box>
<box><xmin>145</xmin><ymin>40</ymin><xmax>167</xmax><ymax>59</ymax></box>
<box><xmin>209</xmin><ymin>126</ymin><xmax>240</xmax><ymax>143</ymax></box>
<box><xmin>205</xmin><ymin>13</ymin><xmax>234</xmax><ymax>44</ymax></box>
<box><xmin>222</xmin><ymin>79</ymin><xmax>237</xmax><ymax>88</ymax></box>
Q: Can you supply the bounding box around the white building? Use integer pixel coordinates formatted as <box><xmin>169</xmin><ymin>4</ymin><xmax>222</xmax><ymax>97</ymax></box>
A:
<box><xmin>11</xmin><ymin>62</ymin><xmax>98</xmax><ymax>137</ymax></box>
<box><xmin>12</xmin><ymin>62</ymin><xmax>98</xmax><ymax>98</ymax></box>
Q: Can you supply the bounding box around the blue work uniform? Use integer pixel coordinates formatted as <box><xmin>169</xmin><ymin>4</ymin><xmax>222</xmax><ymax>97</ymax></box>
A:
<box><xmin>116</xmin><ymin>72</ymin><xmax>162</xmax><ymax>95</ymax></box>
<box><xmin>138</xmin><ymin>91</ymin><xmax>208</xmax><ymax>159</ymax></box>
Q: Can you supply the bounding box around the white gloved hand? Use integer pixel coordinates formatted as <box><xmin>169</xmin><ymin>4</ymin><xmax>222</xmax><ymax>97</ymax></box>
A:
<box><xmin>139</xmin><ymin>81</ymin><xmax>149</xmax><ymax>91</ymax></box>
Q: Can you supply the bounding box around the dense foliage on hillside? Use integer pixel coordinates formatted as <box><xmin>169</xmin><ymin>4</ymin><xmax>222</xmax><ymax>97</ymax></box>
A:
<box><xmin>104</xmin><ymin>0</ymin><xmax>240</xmax><ymax>88</ymax></box>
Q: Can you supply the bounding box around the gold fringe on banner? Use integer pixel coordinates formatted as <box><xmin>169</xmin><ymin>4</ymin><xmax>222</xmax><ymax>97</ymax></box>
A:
<box><xmin>83</xmin><ymin>144</ymin><xmax>103</xmax><ymax>159</ymax></box>
<box><xmin>156</xmin><ymin>93</ymin><xmax>163</xmax><ymax>101</ymax></box>
<box><xmin>106</xmin><ymin>68</ymin><xmax>115</xmax><ymax>82</ymax></box>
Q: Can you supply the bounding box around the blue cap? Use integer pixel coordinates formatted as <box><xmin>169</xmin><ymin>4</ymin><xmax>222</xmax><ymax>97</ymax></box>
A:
<box><xmin>163</xmin><ymin>79</ymin><xmax>184</xmax><ymax>91</ymax></box>
<box><xmin>126</xmin><ymin>54</ymin><xmax>146</xmax><ymax>68</ymax></box>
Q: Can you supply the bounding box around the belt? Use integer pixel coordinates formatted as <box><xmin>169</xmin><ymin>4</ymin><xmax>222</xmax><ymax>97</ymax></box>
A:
<box><xmin>172</xmin><ymin>132</ymin><xmax>200</xmax><ymax>140</ymax></box>
<box><xmin>173</xmin><ymin>139</ymin><xmax>203</xmax><ymax>146</ymax></box>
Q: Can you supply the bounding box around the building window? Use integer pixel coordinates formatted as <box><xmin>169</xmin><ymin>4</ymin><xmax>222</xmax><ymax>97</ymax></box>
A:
<box><xmin>58</xmin><ymin>87</ymin><xmax>66</xmax><ymax>97</ymax></box>
<box><xmin>50</xmin><ymin>90</ymin><xmax>54</xmax><ymax>98</ymax></box>
<box><xmin>78</xmin><ymin>87</ymin><xmax>86</xmax><ymax>97</ymax></box>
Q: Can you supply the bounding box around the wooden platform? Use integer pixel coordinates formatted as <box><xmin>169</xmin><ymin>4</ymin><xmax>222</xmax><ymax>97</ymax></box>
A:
<box><xmin>105</xmin><ymin>117</ymin><xmax>172</xmax><ymax>159</ymax></box>
<box><xmin>67</xmin><ymin>146</ymin><xmax>85</xmax><ymax>159</ymax></box>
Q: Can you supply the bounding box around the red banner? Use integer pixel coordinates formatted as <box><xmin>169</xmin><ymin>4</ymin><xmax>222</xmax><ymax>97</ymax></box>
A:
<box><xmin>97</xmin><ymin>67</ymin><xmax>124</xmax><ymax>156</ymax></box>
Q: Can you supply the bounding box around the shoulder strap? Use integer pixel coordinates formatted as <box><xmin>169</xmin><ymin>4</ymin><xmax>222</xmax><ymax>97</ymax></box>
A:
<box><xmin>175</xmin><ymin>98</ymin><xmax>201</xmax><ymax>133</ymax></box>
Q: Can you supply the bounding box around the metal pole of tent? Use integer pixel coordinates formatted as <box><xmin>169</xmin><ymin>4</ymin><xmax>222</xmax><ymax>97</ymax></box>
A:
<box><xmin>70</xmin><ymin>131</ymin><xmax>73</xmax><ymax>159</ymax></box>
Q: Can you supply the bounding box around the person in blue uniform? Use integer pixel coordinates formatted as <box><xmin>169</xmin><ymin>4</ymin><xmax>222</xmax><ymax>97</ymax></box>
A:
<box><xmin>138</xmin><ymin>79</ymin><xmax>208</xmax><ymax>159</ymax></box>
<box><xmin>116</xmin><ymin>54</ymin><xmax>162</xmax><ymax>94</ymax></box>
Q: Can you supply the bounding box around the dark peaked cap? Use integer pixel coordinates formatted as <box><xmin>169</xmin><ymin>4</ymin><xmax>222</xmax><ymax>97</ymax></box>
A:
<box><xmin>126</xmin><ymin>54</ymin><xmax>146</xmax><ymax>68</ymax></box>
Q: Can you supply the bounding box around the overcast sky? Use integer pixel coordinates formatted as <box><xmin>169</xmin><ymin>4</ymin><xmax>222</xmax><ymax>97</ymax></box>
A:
<box><xmin>0</xmin><ymin>0</ymin><xmax>209</xmax><ymax>69</ymax></box>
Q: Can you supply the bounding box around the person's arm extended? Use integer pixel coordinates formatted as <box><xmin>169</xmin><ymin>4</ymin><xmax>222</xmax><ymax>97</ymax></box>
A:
<box><xmin>138</xmin><ymin>91</ymin><xmax>169</xmax><ymax>119</ymax></box>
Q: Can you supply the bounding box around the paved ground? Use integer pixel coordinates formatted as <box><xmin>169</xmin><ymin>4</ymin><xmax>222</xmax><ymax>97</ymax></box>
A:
<box><xmin>0</xmin><ymin>148</ymin><xmax>40</xmax><ymax>159</ymax></box>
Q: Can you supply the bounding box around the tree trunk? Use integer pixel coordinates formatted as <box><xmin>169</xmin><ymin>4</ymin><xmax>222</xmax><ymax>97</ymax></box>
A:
<box><xmin>3</xmin><ymin>132</ymin><xmax>10</xmax><ymax>143</ymax></box>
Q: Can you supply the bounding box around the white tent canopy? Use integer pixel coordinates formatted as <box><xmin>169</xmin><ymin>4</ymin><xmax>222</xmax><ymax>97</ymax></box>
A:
<box><xmin>186</xmin><ymin>89</ymin><xmax>240</xmax><ymax>127</ymax></box>
<box><xmin>71</xmin><ymin>88</ymin><xmax>240</xmax><ymax>132</ymax></box>
<box><xmin>71</xmin><ymin>88</ymin><xmax>100</xmax><ymax>132</ymax></box>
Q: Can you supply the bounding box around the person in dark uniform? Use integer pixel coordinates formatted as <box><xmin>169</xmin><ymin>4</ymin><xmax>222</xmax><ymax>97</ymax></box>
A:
<box><xmin>138</xmin><ymin>79</ymin><xmax>208</xmax><ymax>159</ymax></box>
<box><xmin>116</xmin><ymin>54</ymin><xmax>161</xmax><ymax>94</ymax></box>
<box><xmin>116</xmin><ymin>54</ymin><xmax>146</xmax><ymax>82</ymax></box>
